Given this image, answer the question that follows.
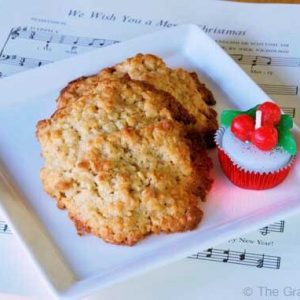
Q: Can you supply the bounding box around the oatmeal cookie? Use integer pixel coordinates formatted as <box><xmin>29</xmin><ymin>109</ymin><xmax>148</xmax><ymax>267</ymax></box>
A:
<box><xmin>57</xmin><ymin>54</ymin><xmax>218</xmax><ymax>146</ymax></box>
<box><xmin>98</xmin><ymin>54</ymin><xmax>218</xmax><ymax>146</ymax></box>
<box><xmin>37</xmin><ymin>77</ymin><xmax>212</xmax><ymax>245</ymax></box>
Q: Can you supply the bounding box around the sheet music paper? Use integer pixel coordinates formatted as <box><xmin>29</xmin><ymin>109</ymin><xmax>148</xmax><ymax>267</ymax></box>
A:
<box><xmin>0</xmin><ymin>0</ymin><xmax>300</xmax><ymax>299</ymax></box>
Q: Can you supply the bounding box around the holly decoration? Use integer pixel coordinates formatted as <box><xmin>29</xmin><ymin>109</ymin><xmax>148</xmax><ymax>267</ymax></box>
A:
<box><xmin>221</xmin><ymin>101</ymin><xmax>297</xmax><ymax>155</ymax></box>
<box><xmin>251</xmin><ymin>126</ymin><xmax>278</xmax><ymax>151</ymax></box>
<box><xmin>221</xmin><ymin>105</ymin><xmax>258</xmax><ymax>127</ymax></box>
<box><xmin>278</xmin><ymin>128</ymin><xmax>297</xmax><ymax>155</ymax></box>
<box><xmin>259</xmin><ymin>102</ymin><xmax>281</xmax><ymax>126</ymax></box>
<box><xmin>231</xmin><ymin>114</ymin><xmax>255</xmax><ymax>142</ymax></box>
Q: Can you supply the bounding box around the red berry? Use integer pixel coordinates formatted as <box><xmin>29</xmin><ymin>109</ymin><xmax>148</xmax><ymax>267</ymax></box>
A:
<box><xmin>231</xmin><ymin>114</ymin><xmax>255</xmax><ymax>142</ymax></box>
<box><xmin>251</xmin><ymin>126</ymin><xmax>278</xmax><ymax>151</ymax></box>
<box><xmin>258</xmin><ymin>101</ymin><xmax>281</xmax><ymax>126</ymax></box>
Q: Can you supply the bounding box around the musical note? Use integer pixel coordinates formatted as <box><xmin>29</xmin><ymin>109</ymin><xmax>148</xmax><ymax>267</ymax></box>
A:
<box><xmin>88</xmin><ymin>38</ymin><xmax>96</xmax><ymax>46</ymax></box>
<box><xmin>88</xmin><ymin>38</ymin><xmax>106</xmax><ymax>47</ymax></box>
<box><xmin>251</xmin><ymin>56</ymin><xmax>258</xmax><ymax>68</ymax></box>
<box><xmin>206</xmin><ymin>248</ymin><xmax>213</xmax><ymax>258</ymax></box>
<box><xmin>10</xmin><ymin>27</ymin><xmax>21</xmax><ymax>39</ymax></box>
<box><xmin>231</xmin><ymin>53</ymin><xmax>300</xmax><ymax>68</ymax></box>
<box><xmin>6</xmin><ymin>26</ymin><xmax>119</xmax><ymax>49</ymax></box>
<box><xmin>0</xmin><ymin>53</ymin><xmax>51</xmax><ymax>68</ymax></box>
<box><xmin>0</xmin><ymin>54</ymin><xmax>17</xmax><ymax>64</ymax></box>
<box><xmin>45</xmin><ymin>35</ymin><xmax>53</xmax><ymax>50</ymax></box>
<box><xmin>259</xmin><ymin>221</ymin><xmax>285</xmax><ymax>236</ymax></box>
<box><xmin>257</xmin><ymin>254</ymin><xmax>265</xmax><ymax>268</ymax></box>
<box><xmin>69</xmin><ymin>45</ymin><xmax>78</xmax><ymax>54</ymax></box>
<box><xmin>188</xmin><ymin>248</ymin><xmax>281</xmax><ymax>270</ymax></box>
<box><xmin>0</xmin><ymin>28</ymin><xmax>121</xmax><ymax>79</ymax></box>
<box><xmin>73</xmin><ymin>37</ymin><xmax>79</xmax><ymax>45</ymax></box>
<box><xmin>0</xmin><ymin>72</ymin><xmax>7</xmax><ymax>78</ymax></box>
<box><xmin>19</xmin><ymin>57</ymin><xmax>25</xmax><ymax>66</ymax></box>
<box><xmin>223</xmin><ymin>249</ymin><xmax>230</xmax><ymax>263</ymax></box>
<box><xmin>235</xmin><ymin>54</ymin><xmax>243</xmax><ymax>61</ymax></box>
<box><xmin>1</xmin><ymin>54</ymin><xmax>11</xmax><ymax>61</ymax></box>
<box><xmin>250</xmin><ymin>56</ymin><xmax>272</xmax><ymax>71</ymax></box>
<box><xmin>0</xmin><ymin>221</ymin><xmax>12</xmax><ymax>234</ymax></box>
<box><xmin>260</xmin><ymin>226</ymin><xmax>269</xmax><ymax>236</ymax></box>
<box><xmin>259</xmin><ymin>56</ymin><xmax>272</xmax><ymax>65</ymax></box>
<box><xmin>239</xmin><ymin>250</ymin><xmax>246</xmax><ymax>261</ymax></box>
<box><xmin>29</xmin><ymin>31</ymin><xmax>36</xmax><ymax>39</ymax></box>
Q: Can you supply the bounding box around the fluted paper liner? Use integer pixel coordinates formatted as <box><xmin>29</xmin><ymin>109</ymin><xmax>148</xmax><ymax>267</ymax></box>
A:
<box><xmin>215</xmin><ymin>127</ymin><xmax>296</xmax><ymax>190</ymax></box>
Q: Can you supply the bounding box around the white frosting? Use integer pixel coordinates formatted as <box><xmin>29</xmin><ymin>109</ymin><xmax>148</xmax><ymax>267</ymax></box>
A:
<box><xmin>221</xmin><ymin>128</ymin><xmax>291</xmax><ymax>173</ymax></box>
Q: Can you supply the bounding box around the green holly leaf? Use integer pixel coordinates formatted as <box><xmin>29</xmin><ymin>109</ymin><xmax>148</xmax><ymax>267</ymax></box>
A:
<box><xmin>221</xmin><ymin>104</ymin><xmax>259</xmax><ymax>127</ymax></box>
<box><xmin>278</xmin><ymin>128</ymin><xmax>297</xmax><ymax>155</ymax></box>
<box><xmin>245</xmin><ymin>104</ymin><xmax>259</xmax><ymax>118</ymax></box>
<box><xmin>221</xmin><ymin>110</ymin><xmax>241</xmax><ymax>127</ymax></box>
<box><xmin>278</xmin><ymin>114</ymin><xmax>293</xmax><ymax>131</ymax></box>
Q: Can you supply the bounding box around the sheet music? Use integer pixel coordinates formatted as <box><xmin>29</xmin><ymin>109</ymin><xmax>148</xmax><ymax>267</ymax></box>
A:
<box><xmin>259</xmin><ymin>220</ymin><xmax>285</xmax><ymax>236</ymax></box>
<box><xmin>0</xmin><ymin>0</ymin><xmax>300</xmax><ymax>299</ymax></box>
<box><xmin>91</xmin><ymin>214</ymin><xmax>300</xmax><ymax>300</ymax></box>
<box><xmin>1</xmin><ymin>1</ymin><xmax>300</xmax><ymax>123</ymax></box>
<box><xmin>189</xmin><ymin>248</ymin><xmax>280</xmax><ymax>269</ymax></box>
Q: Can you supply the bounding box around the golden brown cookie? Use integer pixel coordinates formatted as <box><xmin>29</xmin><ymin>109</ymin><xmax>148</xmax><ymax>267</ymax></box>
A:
<box><xmin>37</xmin><ymin>77</ymin><xmax>212</xmax><ymax>245</ymax></box>
<box><xmin>57</xmin><ymin>75</ymin><xmax>99</xmax><ymax>109</ymax></box>
<box><xmin>57</xmin><ymin>54</ymin><xmax>218</xmax><ymax>146</ymax></box>
<box><xmin>98</xmin><ymin>54</ymin><xmax>218</xmax><ymax>145</ymax></box>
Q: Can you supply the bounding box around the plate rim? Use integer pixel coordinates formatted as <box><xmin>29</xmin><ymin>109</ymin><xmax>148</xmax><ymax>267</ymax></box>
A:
<box><xmin>0</xmin><ymin>24</ymin><xmax>299</xmax><ymax>300</ymax></box>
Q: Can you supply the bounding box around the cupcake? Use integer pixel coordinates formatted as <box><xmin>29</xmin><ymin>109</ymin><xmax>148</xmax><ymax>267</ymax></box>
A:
<box><xmin>215</xmin><ymin>101</ymin><xmax>297</xmax><ymax>190</ymax></box>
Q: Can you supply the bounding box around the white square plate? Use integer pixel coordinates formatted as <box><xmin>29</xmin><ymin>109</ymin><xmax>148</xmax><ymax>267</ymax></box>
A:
<box><xmin>0</xmin><ymin>25</ymin><xmax>299</xmax><ymax>300</ymax></box>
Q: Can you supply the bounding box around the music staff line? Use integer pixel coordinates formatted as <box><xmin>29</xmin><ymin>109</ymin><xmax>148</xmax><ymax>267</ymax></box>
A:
<box><xmin>260</xmin><ymin>220</ymin><xmax>285</xmax><ymax>236</ymax></box>
<box><xmin>2</xmin><ymin>27</ymin><xmax>300</xmax><ymax>71</ymax></box>
<box><xmin>6</xmin><ymin>27</ymin><xmax>300</xmax><ymax>70</ymax></box>
<box><xmin>0</xmin><ymin>217</ymin><xmax>287</xmax><ymax>237</ymax></box>
<box><xmin>1</xmin><ymin>53</ymin><xmax>298</xmax><ymax>103</ymax></box>
<box><xmin>259</xmin><ymin>84</ymin><xmax>298</xmax><ymax>96</ymax></box>
<box><xmin>8</xmin><ymin>26</ymin><xmax>119</xmax><ymax>49</ymax></box>
<box><xmin>231</xmin><ymin>53</ymin><xmax>300</xmax><ymax>68</ymax></box>
<box><xmin>281</xmin><ymin>106</ymin><xmax>296</xmax><ymax>118</ymax></box>
<box><xmin>188</xmin><ymin>248</ymin><xmax>281</xmax><ymax>270</ymax></box>
<box><xmin>0</xmin><ymin>53</ymin><xmax>51</xmax><ymax>68</ymax></box>
<box><xmin>5</xmin><ymin>27</ymin><xmax>300</xmax><ymax>71</ymax></box>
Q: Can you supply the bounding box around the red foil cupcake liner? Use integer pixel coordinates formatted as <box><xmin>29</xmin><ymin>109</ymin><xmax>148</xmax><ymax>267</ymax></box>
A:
<box><xmin>215</xmin><ymin>128</ymin><xmax>295</xmax><ymax>190</ymax></box>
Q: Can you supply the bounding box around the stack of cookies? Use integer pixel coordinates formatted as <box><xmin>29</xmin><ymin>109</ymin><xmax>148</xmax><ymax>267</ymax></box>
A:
<box><xmin>36</xmin><ymin>54</ymin><xmax>218</xmax><ymax>245</ymax></box>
